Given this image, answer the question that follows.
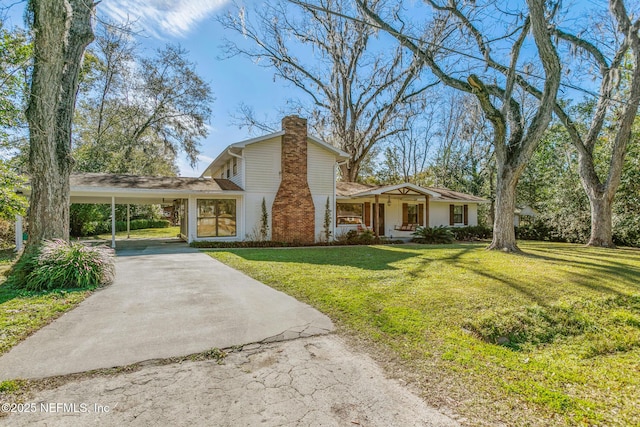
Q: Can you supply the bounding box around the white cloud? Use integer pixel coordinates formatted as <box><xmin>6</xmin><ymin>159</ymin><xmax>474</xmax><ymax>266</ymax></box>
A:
<box><xmin>100</xmin><ymin>0</ymin><xmax>230</xmax><ymax>38</ymax></box>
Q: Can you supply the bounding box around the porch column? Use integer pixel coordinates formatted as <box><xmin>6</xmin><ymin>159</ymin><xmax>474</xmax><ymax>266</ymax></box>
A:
<box><xmin>111</xmin><ymin>196</ymin><xmax>116</xmax><ymax>249</ymax></box>
<box><xmin>15</xmin><ymin>214</ymin><xmax>23</xmax><ymax>252</ymax></box>
<box><xmin>126</xmin><ymin>204</ymin><xmax>130</xmax><ymax>239</ymax></box>
<box><xmin>374</xmin><ymin>194</ymin><xmax>379</xmax><ymax>238</ymax></box>
<box><xmin>425</xmin><ymin>195</ymin><xmax>430</xmax><ymax>228</ymax></box>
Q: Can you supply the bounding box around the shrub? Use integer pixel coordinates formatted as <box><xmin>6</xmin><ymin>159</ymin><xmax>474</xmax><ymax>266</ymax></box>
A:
<box><xmin>411</xmin><ymin>226</ymin><xmax>454</xmax><ymax>244</ymax></box>
<box><xmin>8</xmin><ymin>240</ymin><xmax>115</xmax><ymax>291</ymax></box>
<box><xmin>450</xmin><ymin>225</ymin><xmax>493</xmax><ymax>241</ymax></box>
<box><xmin>82</xmin><ymin>219</ymin><xmax>171</xmax><ymax>236</ymax></box>
<box><xmin>464</xmin><ymin>303</ymin><xmax>593</xmax><ymax>349</ymax></box>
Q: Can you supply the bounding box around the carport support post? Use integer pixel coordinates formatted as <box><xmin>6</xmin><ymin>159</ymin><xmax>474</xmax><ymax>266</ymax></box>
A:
<box><xmin>111</xmin><ymin>196</ymin><xmax>116</xmax><ymax>249</ymax></box>
<box><xmin>374</xmin><ymin>195</ymin><xmax>379</xmax><ymax>238</ymax></box>
<box><xmin>425</xmin><ymin>195</ymin><xmax>430</xmax><ymax>228</ymax></box>
<box><xmin>127</xmin><ymin>204</ymin><xmax>130</xmax><ymax>239</ymax></box>
<box><xmin>15</xmin><ymin>214</ymin><xmax>23</xmax><ymax>252</ymax></box>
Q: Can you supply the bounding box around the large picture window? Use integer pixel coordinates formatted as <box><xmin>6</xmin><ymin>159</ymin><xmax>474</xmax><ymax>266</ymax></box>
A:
<box><xmin>197</xmin><ymin>199</ymin><xmax>237</xmax><ymax>237</ymax></box>
<box><xmin>336</xmin><ymin>203</ymin><xmax>364</xmax><ymax>225</ymax></box>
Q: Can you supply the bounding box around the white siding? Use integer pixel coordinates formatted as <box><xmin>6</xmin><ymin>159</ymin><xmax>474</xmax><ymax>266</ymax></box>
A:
<box><xmin>229</xmin><ymin>157</ymin><xmax>244</xmax><ymax>188</ymax></box>
<box><xmin>313</xmin><ymin>194</ymin><xmax>334</xmax><ymax>241</ymax></box>
<box><xmin>244</xmin><ymin>193</ymin><xmax>275</xmax><ymax>240</ymax></box>
<box><xmin>307</xmin><ymin>142</ymin><xmax>336</xmax><ymax>195</ymax></box>
<box><xmin>429</xmin><ymin>202</ymin><xmax>479</xmax><ymax>227</ymax></box>
<box><xmin>244</xmin><ymin>137</ymin><xmax>281</xmax><ymax>193</ymax></box>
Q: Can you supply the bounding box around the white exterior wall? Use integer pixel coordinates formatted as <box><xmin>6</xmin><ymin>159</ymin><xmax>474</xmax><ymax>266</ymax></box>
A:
<box><xmin>308</xmin><ymin>142</ymin><xmax>338</xmax><ymax>240</ymax></box>
<box><xmin>335</xmin><ymin>198</ymin><xmax>481</xmax><ymax>239</ymax></box>
<box><xmin>244</xmin><ymin>137</ymin><xmax>282</xmax><ymax>193</ymax></box>
<box><xmin>241</xmin><ymin>137</ymin><xmax>281</xmax><ymax>239</ymax></box>
<box><xmin>229</xmin><ymin>157</ymin><xmax>243</xmax><ymax>188</ymax></box>
<box><xmin>430</xmin><ymin>201</ymin><xmax>479</xmax><ymax>227</ymax></box>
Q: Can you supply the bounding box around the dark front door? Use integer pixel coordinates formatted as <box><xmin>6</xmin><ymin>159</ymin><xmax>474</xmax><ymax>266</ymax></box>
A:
<box><xmin>377</xmin><ymin>204</ymin><xmax>385</xmax><ymax>236</ymax></box>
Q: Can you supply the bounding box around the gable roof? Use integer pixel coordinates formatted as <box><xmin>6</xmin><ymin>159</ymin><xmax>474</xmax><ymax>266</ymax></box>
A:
<box><xmin>336</xmin><ymin>182</ymin><xmax>487</xmax><ymax>203</ymax></box>
<box><xmin>201</xmin><ymin>131</ymin><xmax>349</xmax><ymax>177</ymax></box>
<box><xmin>70</xmin><ymin>173</ymin><xmax>243</xmax><ymax>192</ymax></box>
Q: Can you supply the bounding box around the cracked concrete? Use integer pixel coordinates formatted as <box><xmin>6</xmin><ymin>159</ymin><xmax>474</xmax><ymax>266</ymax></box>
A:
<box><xmin>0</xmin><ymin>242</ymin><xmax>333</xmax><ymax>380</ymax></box>
<box><xmin>2</xmin><ymin>335</ymin><xmax>459</xmax><ymax>426</ymax></box>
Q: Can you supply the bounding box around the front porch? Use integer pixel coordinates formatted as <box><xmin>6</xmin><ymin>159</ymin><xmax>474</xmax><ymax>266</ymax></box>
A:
<box><xmin>336</xmin><ymin>183</ymin><xmax>438</xmax><ymax>240</ymax></box>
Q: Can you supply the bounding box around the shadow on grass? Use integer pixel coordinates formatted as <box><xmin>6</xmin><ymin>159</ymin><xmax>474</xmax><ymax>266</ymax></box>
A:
<box><xmin>218</xmin><ymin>244</ymin><xmax>458</xmax><ymax>271</ymax></box>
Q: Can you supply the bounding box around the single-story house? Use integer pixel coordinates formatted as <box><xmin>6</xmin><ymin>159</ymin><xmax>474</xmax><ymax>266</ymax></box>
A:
<box><xmin>15</xmin><ymin>116</ymin><xmax>488</xmax><ymax>249</ymax></box>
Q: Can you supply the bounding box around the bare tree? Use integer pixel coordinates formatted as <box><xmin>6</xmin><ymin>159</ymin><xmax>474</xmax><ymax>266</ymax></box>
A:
<box><xmin>357</xmin><ymin>0</ymin><xmax>561</xmax><ymax>252</ymax></box>
<box><xmin>540</xmin><ymin>1</ymin><xmax>640</xmax><ymax>247</ymax></box>
<box><xmin>25</xmin><ymin>0</ymin><xmax>95</xmax><ymax>245</ymax></box>
<box><xmin>218</xmin><ymin>0</ymin><xmax>433</xmax><ymax>181</ymax></box>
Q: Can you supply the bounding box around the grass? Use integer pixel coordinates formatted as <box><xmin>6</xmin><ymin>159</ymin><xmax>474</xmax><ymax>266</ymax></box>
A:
<box><xmin>0</xmin><ymin>249</ymin><xmax>92</xmax><ymax>357</ymax></box>
<box><xmin>86</xmin><ymin>226</ymin><xmax>180</xmax><ymax>240</ymax></box>
<box><xmin>205</xmin><ymin>241</ymin><xmax>640</xmax><ymax>426</ymax></box>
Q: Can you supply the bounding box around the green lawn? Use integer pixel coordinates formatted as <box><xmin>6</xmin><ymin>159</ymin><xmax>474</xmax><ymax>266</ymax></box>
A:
<box><xmin>0</xmin><ymin>249</ymin><xmax>91</xmax><ymax>356</ymax></box>
<box><xmin>206</xmin><ymin>242</ymin><xmax>640</xmax><ymax>426</ymax></box>
<box><xmin>88</xmin><ymin>226</ymin><xmax>180</xmax><ymax>240</ymax></box>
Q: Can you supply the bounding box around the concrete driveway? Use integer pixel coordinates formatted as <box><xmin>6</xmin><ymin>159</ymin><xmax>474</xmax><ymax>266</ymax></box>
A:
<box><xmin>0</xmin><ymin>239</ymin><xmax>333</xmax><ymax>380</ymax></box>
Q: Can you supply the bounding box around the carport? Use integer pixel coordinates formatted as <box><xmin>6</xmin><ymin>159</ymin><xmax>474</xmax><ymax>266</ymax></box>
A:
<box><xmin>15</xmin><ymin>173</ymin><xmax>243</xmax><ymax>250</ymax></box>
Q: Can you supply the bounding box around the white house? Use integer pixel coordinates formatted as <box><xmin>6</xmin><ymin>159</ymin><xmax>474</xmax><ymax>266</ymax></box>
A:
<box><xmin>15</xmin><ymin>116</ymin><xmax>488</xmax><ymax>249</ymax></box>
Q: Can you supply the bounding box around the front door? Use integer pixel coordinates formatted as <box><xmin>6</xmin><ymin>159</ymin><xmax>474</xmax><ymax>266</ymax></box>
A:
<box><xmin>377</xmin><ymin>204</ymin><xmax>385</xmax><ymax>236</ymax></box>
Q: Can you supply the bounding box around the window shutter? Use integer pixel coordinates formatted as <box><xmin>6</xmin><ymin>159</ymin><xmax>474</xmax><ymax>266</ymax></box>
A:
<box><xmin>364</xmin><ymin>202</ymin><xmax>371</xmax><ymax>227</ymax></box>
<box><xmin>402</xmin><ymin>203</ymin><xmax>409</xmax><ymax>224</ymax></box>
<box><xmin>449</xmin><ymin>204</ymin><xmax>455</xmax><ymax>226</ymax></box>
<box><xmin>418</xmin><ymin>204</ymin><xmax>424</xmax><ymax>226</ymax></box>
<box><xmin>463</xmin><ymin>204</ymin><xmax>469</xmax><ymax>225</ymax></box>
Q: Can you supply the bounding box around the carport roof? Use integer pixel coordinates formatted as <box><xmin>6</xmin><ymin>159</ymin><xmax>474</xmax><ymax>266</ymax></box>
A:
<box><xmin>71</xmin><ymin>173</ymin><xmax>243</xmax><ymax>192</ymax></box>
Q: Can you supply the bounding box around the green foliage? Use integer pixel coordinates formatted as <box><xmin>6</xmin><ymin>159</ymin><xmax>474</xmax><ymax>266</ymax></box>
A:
<box><xmin>207</xmin><ymin>243</ymin><xmax>640</xmax><ymax>425</ymax></box>
<box><xmin>411</xmin><ymin>225</ymin><xmax>454</xmax><ymax>244</ymax></box>
<box><xmin>70</xmin><ymin>204</ymin><xmax>164</xmax><ymax>237</ymax></box>
<box><xmin>0</xmin><ymin>160</ymin><xmax>27</xmax><ymax>221</ymax></box>
<box><xmin>259</xmin><ymin>197</ymin><xmax>269</xmax><ymax>241</ymax></box>
<box><xmin>449</xmin><ymin>225</ymin><xmax>492</xmax><ymax>241</ymax></box>
<box><xmin>8</xmin><ymin>240</ymin><xmax>115</xmax><ymax>291</ymax></box>
<box><xmin>73</xmin><ymin>25</ymin><xmax>213</xmax><ymax>175</ymax></box>
<box><xmin>323</xmin><ymin>196</ymin><xmax>332</xmax><ymax>242</ymax></box>
<box><xmin>80</xmin><ymin>219</ymin><xmax>170</xmax><ymax>237</ymax></box>
<box><xmin>0</xmin><ymin>20</ymin><xmax>30</xmax><ymax>145</ymax></box>
<box><xmin>465</xmin><ymin>303</ymin><xmax>593</xmax><ymax>349</ymax></box>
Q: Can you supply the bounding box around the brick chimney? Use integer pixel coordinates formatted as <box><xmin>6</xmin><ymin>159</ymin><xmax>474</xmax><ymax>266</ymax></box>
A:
<box><xmin>271</xmin><ymin>116</ymin><xmax>316</xmax><ymax>243</ymax></box>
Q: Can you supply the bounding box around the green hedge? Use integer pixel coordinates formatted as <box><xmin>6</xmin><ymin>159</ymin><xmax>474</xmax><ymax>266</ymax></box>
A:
<box><xmin>82</xmin><ymin>219</ymin><xmax>171</xmax><ymax>236</ymax></box>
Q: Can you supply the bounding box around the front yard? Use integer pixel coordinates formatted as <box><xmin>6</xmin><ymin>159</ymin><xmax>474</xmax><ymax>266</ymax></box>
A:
<box><xmin>206</xmin><ymin>242</ymin><xmax>640</xmax><ymax>426</ymax></box>
<box><xmin>0</xmin><ymin>249</ymin><xmax>91</xmax><ymax>356</ymax></box>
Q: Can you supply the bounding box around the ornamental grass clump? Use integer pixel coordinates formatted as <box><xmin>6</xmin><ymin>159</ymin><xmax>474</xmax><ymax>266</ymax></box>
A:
<box><xmin>20</xmin><ymin>240</ymin><xmax>115</xmax><ymax>291</ymax></box>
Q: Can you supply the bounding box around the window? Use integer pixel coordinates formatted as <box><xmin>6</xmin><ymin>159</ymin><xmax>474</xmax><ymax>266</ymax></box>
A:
<box><xmin>197</xmin><ymin>199</ymin><xmax>237</xmax><ymax>237</ymax></box>
<box><xmin>407</xmin><ymin>204</ymin><xmax>418</xmax><ymax>224</ymax></box>
<box><xmin>336</xmin><ymin>203</ymin><xmax>364</xmax><ymax>225</ymax></box>
<box><xmin>453</xmin><ymin>205</ymin><xmax>463</xmax><ymax>224</ymax></box>
<box><xmin>232</xmin><ymin>157</ymin><xmax>238</xmax><ymax>175</ymax></box>
<box><xmin>226</xmin><ymin>161</ymin><xmax>231</xmax><ymax>178</ymax></box>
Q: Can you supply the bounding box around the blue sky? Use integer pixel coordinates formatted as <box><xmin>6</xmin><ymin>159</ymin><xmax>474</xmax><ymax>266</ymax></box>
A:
<box><xmin>5</xmin><ymin>0</ymin><xmax>294</xmax><ymax>177</ymax></box>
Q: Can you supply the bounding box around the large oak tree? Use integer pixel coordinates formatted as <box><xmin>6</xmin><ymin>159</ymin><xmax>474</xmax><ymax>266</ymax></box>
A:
<box><xmin>357</xmin><ymin>0</ymin><xmax>561</xmax><ymax>251</ymax></box>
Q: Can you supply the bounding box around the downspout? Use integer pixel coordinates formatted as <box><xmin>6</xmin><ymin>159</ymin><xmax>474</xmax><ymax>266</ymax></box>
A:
<box><xmin>111</xmin><ymin>196</ymin><xmax>116</xmax><ymax>249</ymax></box>
<box><xmin>228</xmin><ymin>149</ymin><xmax>244</xmax><ymax>240</ymax></box>
<box><xmin>335</xmin><ymin>160</ymin><xmax>348</xmax><ymax>241</ymax></box>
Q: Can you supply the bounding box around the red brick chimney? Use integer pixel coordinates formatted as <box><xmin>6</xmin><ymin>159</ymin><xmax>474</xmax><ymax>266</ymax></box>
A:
<box><xmin>271</xmin><ymin>116</ymin><xmax>316</xmax><ymax>243</ymax></box>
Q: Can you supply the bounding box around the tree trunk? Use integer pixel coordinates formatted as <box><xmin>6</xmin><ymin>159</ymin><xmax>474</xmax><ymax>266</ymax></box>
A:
<box><xmin>25</xmin><ymin>0</ymin><xmax>95</xmax><ymax>246</ymax></box>
<box><xmin>487</xmin><ymin>168</ymin><xmax>520</xmax><ymax>252</ymax></box>
<box><xmin>339</xmin><ymin>161</ymin><xmax>359</xmax><ymax>182</ymax></box>
<box><xmin>586</xmin><ymin>194</ymin><xmax>615</xmax><ymax>247</ymax></box>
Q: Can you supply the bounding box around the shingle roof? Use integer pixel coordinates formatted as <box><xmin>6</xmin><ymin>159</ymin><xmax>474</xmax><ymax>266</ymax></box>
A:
<box><xmin>70</xmin><ymin>173</ymin><xmax>243</xmax><ymax>192</ymax></box>
<box><xmin>335</xmin><ymin>182</ymin><xmax>486</xmax><ymax>202</ymax></box>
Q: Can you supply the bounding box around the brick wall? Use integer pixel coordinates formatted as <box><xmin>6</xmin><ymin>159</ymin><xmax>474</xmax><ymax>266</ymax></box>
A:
<box><xmin>271</xmin><ymin>116</ymin><xmax>316</xmax><ymax>243</ymax></box>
